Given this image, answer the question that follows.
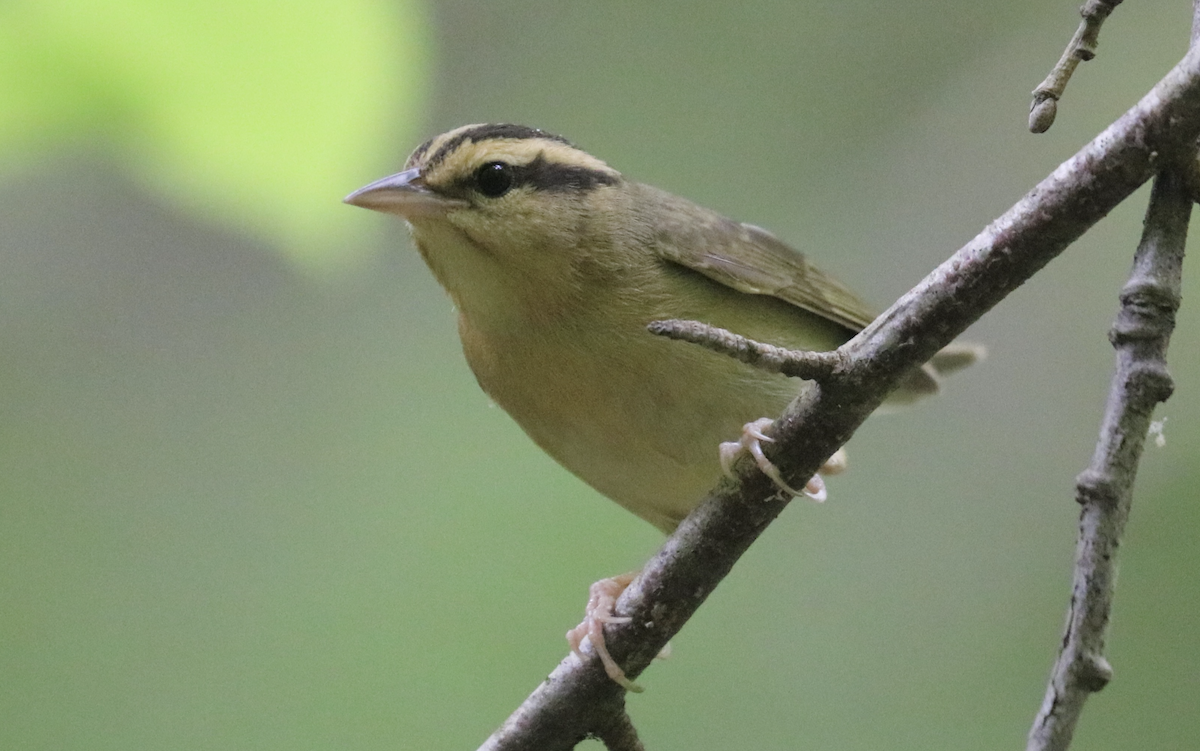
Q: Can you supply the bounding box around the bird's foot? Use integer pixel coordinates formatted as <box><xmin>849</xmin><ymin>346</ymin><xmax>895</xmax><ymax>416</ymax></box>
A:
<box><xmin>718</xmin><ymin>417</ymin><xmax>846</xmax><ymax>502</ymax></box>
<box><xmin>566</xmin><ymin>572</ymin><xmax>642</xmax><ymax>692</ymax></box>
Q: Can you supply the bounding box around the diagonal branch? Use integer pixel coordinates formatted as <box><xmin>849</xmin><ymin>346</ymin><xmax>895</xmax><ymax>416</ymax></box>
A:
<box><xmin>477</xmin><ymin>45</ymin><xmax>1200</xmax><ymax>751</ymax></box>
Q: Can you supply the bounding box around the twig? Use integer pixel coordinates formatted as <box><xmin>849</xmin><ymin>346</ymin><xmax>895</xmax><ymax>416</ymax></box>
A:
<box><xmin>477</xmin><ymin>45</ymin><xmax>1200</xmax><ymax>751</ymax></box>
<box><xmin>593</xmin><ymin>708</ymin><xmax>645</xmax><ymax>751</ymax></box>
<box><xmin>646</xmin><ymin>319</ymin><xmax>843</xmax><ymax>381</ymax></box>
<box><xmin>1025</xmin><ymin>170</ymin><xmax>1190</xmax><ymax>751</ymax></box>
<box><xmin>1030</xmin><ymin>0</ymin><xmax>1124</xmax><ymax>133</ymax></box>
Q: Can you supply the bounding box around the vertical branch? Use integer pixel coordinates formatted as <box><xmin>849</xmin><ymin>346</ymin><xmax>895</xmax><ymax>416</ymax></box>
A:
<box><xmin>1026</xmin><ymin>168</ymin><xmax>1191</xmax><ymax>751</ymax></box>
<box><xmin>1028</xmin><ymin>8</ymin><xmax>1200</xmax><ymax>748</ymax></box>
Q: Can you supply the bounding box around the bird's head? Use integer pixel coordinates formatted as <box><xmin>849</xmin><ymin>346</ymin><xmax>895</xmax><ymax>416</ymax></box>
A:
<box><xmin>345</xmin><ymin>124</ymin><xmax>638</xmax><ymax>318</ymax></box>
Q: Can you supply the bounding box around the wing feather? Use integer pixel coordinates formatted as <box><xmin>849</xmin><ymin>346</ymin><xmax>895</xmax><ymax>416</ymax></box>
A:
<box><xmin>644</xmin><ymin>185</ymin><xmax>876</xmax><ymax>333</ymax></box>
<box><xmin>638</xmin><ymin>184</ymin><xmax>966</xmax><ymax>396</ymax></box>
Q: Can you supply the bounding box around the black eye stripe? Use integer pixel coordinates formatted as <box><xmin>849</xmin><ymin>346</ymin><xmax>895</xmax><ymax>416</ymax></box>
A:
<box><xmin>513</xmin><ymin>154</ymin><xmax>619</xmax><ymax>192</ymax></box>
<box><xmin>462</xmin><ymin>154</ymin><xmax>619</xmax><ymax>197</ymax></box>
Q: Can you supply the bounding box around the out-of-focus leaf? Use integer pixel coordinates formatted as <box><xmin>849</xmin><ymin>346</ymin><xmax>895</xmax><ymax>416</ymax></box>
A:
<box><xmin>0</xmin><ymin>0</ymin><xmax>430</xmax><ymax>267</ymax></box>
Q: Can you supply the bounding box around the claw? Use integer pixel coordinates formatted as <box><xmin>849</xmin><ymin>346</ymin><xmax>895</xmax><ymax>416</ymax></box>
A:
<box><xmin>803</xmin><ymin>473</ymin><xmax>827</xmax><ymax>502</ymax></box>
<box><xmin>718</xmin><ymin>418</ymin><xmax>845</xmax><ymax>503</ymax></box>
<box><xmin>566</xmin><ymin>572</ymin><xmax>642</xmax><ymax>692</ymax></box>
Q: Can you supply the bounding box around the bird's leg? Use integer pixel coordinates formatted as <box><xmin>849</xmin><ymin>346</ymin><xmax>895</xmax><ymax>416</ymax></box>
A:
<box><xmin>566</xmin><ymin>572</ymin><xmax>642</xmax><ymax>692</ymax></box>
<box><xmin>719</xmin><ymin>417</ymin><xmax>847</xmax><ymax>502</ymax></box>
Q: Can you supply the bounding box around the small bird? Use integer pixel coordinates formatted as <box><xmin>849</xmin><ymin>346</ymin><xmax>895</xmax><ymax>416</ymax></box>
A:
<box><xmin>345</xmin><ymin>123</ymin><xmax>979</xmax><ymax>688</ymax></box>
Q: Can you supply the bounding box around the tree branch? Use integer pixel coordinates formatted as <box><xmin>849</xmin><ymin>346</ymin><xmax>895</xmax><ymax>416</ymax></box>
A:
<box><xmin>477</xmin><ymin>45</ymin><xmax>1200</xmax><ymax>751</ymax></box>
<box><xmin>1025</xmin><ymin>8</ymin><xmax>1199</xmax><ymax>748</ymax></box>
<box><xmin>646</xmin><ymin>319</ymin><xmax>844</xmax><ymax>381</ymax></box>
<box><xmin>592</xmin><ymin>706</ymin><xmax>645</xmax><ymax>751</ymax></box>
<box><xmin>1030</xmin><ymin>0</ymin><xmax>1124</xmax><ymax>133</ymax></box>
<box><xmin>1025</xmin><ymin>165</ymin><xmax>1191</xmax><ymax>751</ymax></box>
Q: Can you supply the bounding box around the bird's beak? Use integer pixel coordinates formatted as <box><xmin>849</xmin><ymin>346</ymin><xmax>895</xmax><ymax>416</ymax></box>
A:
<box><xmin>343</xmin><ymin>168</ymin><xmax>466</xmax><ymax>218</ymax></box>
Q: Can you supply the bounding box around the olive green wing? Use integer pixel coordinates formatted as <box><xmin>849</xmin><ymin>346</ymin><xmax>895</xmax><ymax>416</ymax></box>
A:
<box><xmin>649</xmin><ymin>195</ymin><xmax>877</xmax><ymax>333</ymax></box>
<box><xmin>642</xmin><ymin>186</ymin><xmax>987</xmax><ymax>398</ymax></box>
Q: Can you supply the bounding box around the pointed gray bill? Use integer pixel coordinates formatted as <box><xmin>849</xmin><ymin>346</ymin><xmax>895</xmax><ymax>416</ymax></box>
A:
<box><xmin>343</xmin><ymin>168</ymin><xmax>467</xmax><ymax>217</ymax></box>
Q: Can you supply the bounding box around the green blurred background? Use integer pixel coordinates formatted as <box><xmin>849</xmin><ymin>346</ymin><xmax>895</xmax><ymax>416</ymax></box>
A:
<box><xmin>2</xmin><ymin>1</ymin><xmax>1198</xmax><ymax>749</ymax></box>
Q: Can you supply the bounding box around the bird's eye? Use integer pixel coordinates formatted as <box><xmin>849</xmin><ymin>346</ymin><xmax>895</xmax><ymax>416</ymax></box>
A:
<box><xmin>475</xmin><ymin>161</ymin><xmax>515</xmax><ymax>198</ymax></box>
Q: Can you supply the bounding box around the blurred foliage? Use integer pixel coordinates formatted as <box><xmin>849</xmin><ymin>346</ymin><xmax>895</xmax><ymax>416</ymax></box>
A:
<box><xmin>0</xmin><ymin>0</ymin><xmax>430</xmax><ymax>266</ymax></box>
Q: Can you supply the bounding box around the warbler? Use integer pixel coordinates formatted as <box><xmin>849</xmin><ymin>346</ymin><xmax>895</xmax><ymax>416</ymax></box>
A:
<box><xmin>345</xmin><ymin>123</ymin><xmax>980</xmax><ymax>687</ymax></box>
